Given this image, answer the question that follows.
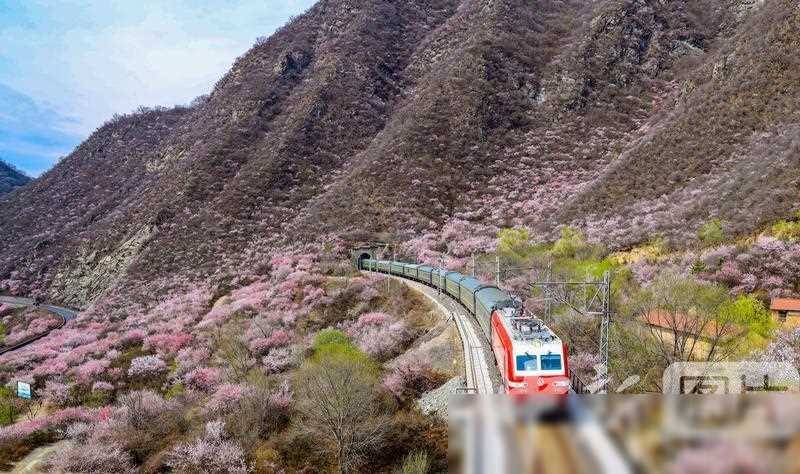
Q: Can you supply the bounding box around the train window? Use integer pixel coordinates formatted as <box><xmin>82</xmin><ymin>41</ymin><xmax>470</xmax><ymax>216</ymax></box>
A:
<box><xmin>540</xmin><ymin>354</ymin><xmax>562</xmax><ymax>370</ymax></box>
<box><xmin>515</xmin><ymin>354</ymin><xmax>537</xmax><ymax>371</ymax></box>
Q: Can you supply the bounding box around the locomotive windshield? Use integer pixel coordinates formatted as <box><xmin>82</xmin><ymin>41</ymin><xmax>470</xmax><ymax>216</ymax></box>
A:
<box><xmin>515</xmin><ymin>354</ymin><xmax>537</xmax><ymax>371</ymax></box>
<box><xmin>540</xmin><ymin>354</ymin><xmax>562</xmax><ymax>371</ymax></box>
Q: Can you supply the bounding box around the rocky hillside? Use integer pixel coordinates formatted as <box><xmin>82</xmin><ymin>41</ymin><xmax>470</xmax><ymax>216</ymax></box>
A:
<box><xmin>0</xmin><ymin>160</ymin><xmax>30</xmax><ymax>196</ymax></box>
<box><xmin>0</xmin><ymin>0</ymin><xmax>798</xmax><ymax>305</ymax></box>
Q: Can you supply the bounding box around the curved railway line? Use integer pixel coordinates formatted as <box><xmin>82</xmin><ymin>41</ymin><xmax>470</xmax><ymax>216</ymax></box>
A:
<box><xmin>372</xmin><ymin>272</ymin><xmax>497</xmax><ymax>394</ymax></box>
<box><xmin>362</xmin><ymin>260</ymin><xmax>632</xmax><ymax>474</ymax></box>
<box><xmin>0</xmin><ymin>296</ymin><xmax>78</xmax><ymax>356</ymax></box>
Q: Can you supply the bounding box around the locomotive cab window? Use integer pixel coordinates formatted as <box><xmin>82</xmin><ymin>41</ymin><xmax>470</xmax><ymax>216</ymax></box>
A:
<box><xmin>515</xmin><ymin>354</ymin><xmax>537</xmax><ymax>371</ymax></box>
<box><xmin>540</xmin><ymin>354</ymin><xmax>562</xmax><ymax>371</ymax></box>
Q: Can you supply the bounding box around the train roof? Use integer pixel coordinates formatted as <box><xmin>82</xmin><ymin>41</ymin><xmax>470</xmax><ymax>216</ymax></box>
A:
<box><xmin>496</xmin><ymin>305</ymin><xmax>560</xmax><ymax>343</ymax></box>
<box><xmin>444</xmin><ymin>271</ymin><xmax>465</xmax><ymax>282</ymax></box>
<box><xmin>459</xmin><ymin>277</ymin><xmax>483</xmax><ymax>292</ymax></box>
<box><xmin>475</xmin><ymin>286</ymin><xmax>507</xmax><ymax>310</ymax></box>
<box><xmin>367</xmin><ymin>260</ymin><xmax>559</xmax><ymax>343</ymax></box>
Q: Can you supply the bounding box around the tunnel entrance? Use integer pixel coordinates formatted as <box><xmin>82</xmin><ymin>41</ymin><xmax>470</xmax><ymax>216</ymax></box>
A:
<box><xmin>357</xmin><ymin>253</ymin><xmax>372</xmax><ymax>269</ymax></box>
<box><xmin>350</xmin><ymin>245</ymin><xmax>379</xmax><ymax>270</ymax></box>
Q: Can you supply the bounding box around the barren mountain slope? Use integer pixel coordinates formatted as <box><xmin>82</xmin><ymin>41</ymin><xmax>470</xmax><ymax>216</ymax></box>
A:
<box><xmin>0</xmin><ymin>160</ymin><xmax>30</xmax><ymax>196</ymax></box>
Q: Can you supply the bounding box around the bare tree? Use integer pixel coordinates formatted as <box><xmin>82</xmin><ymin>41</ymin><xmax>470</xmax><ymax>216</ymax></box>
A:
<box><xmin>293</xmin><ymin>355</ymin><xmax>388</xmax><ymax>474</ymax></box>
<box><xmin>25</xmin><ymin>399</ymin><xmax>42</xmax><ymax>421</ymax></box>
<box><xmin>632</xmin><ymin>272</ymin><xmax>741</xmax><ymax>364</ymax></box>
<box><xmin>213</xmin><ymin>328</ymin><xmax>255</xmax><ymax>381</ymax></box>
<box><xmin>114</xmin><ymin>390</ymin><xmax>187</xmax><ymax>463</ymax></box>
<box><xmin>224</xmin><ymin>378</ymin><xmax>291</xmax><ymax>452</ymax></box>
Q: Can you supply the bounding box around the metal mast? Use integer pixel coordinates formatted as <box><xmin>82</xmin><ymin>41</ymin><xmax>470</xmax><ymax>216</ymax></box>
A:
<box><xmin>529</xmin><ymin>270</ymin><xmax>612</xmax><ymax>392</ymax></box>
<box><xmin>599</xmin><ymin>271</ymin><xmax>611</xmax><ymax>375</ymax></box>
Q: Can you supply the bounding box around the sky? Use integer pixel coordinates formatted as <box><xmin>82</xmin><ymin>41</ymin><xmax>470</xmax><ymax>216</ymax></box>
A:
<box><xmin>0</xmin><ymin>0</ymin><xmax>317</xmax><ymax>176</ymax></box>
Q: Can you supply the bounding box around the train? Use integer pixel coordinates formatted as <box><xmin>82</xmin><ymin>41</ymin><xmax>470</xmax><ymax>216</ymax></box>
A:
<box><xmin>357</xmin><ymin>257</ymin><xmax>571</xmax><ymax>395</ymax></box>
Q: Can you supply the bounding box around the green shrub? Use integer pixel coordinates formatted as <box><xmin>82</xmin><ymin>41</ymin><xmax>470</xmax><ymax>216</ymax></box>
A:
<box><xmin>497</xmin><ymin>228</ymin><xmax>535</xmax><ymax>262</ymax></box>
<box><xmin>698</xmin><ymin>219</ymin><xmax>725</xmax><ymax>246</ymax></box>
<box><xmin>570</xmin><ymin>257</ymin><xmax>617</xmax><ymax>280</ymax></box>
<box><xmin>309</xmin><ymin>329</ymin><xmax>378</xmax><ymax>376</ymax></box>
<box><xmin>718</xmin><ymin>294</ymin><xmax>774</xmax><ymax>339</ymax></box>
<box><xmin>311</xmin><ymin>328</ymin><xmax>352</xmax><ymax>351</ymax></box>
<box><xmin>84</xmin><ymin>389</ymin><xmax>112</xmax><ymax>408</ymax></box>
<box><xmin>619</xmin><ymin>237</ymin><xmax>668</xmax><ymax>265</ymax></box>
<box><xmin>0</xmin><ymin>386</ymin><xmax>17</xmax><ymax>427</ymax></box>
<box><xmin>770</xmin><ymin>215</ymin><xmax>800</xmax><ymax>242</ymax></box>
<box><xmin>552</xmin><ymin>226</ymin><xmax>588</xmax><ymax>259</ymax></box>
<box><xmin>164</xmin><ymin>383</ymin><xmax>185</xmax><ymax>400</ymax></box>
<box><xmin>397</xmin><ymin>451</ymin><xmax>430</xmax><ymax>474</ymax></box>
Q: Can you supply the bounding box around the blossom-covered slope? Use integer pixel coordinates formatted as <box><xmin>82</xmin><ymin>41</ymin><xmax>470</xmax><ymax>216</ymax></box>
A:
<box><xmin>0</xmin><ymin>0</ymin><xmax>798</xmax><ymax>305</ymax></box>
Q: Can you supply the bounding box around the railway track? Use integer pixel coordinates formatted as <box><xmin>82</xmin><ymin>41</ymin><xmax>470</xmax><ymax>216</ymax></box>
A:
<box><xmin>0</xmin><ymin>296</ymin><xmax>78</xmax><ymax>355</ymax></box>
<box><xmin>364</xmin><ymin>271</ymin><xmax>497</xmax><ymax>394</ymax></box>
<box><xmin>364</xmin><ymin>270</ymin><xmax>632</xmax><ymax>474</ymax></box>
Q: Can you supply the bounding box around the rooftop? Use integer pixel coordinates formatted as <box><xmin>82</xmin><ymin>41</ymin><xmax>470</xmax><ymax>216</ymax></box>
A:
<box><xmin>770</xmin><ymin>298</ymin><xmax>800</xmax><ymax>312</ymax></box>
<box><xmin>639</xmin><ymin>309</ymin><xmax>743</xmax><ymax>340</ymax></box>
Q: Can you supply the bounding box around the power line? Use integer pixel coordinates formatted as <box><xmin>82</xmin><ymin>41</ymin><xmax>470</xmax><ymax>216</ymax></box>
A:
<box><xmin>528</xmin><ymin>271</ymin><xmax>612</xmax><ymax>391</ymax></box>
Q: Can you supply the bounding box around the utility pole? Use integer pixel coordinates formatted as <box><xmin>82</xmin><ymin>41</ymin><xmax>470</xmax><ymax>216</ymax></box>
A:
<box><xmin>438</xmin><ymin>254</ymin><xmax>444</xmax><ymax>298</ymax></box>
<box><xmin>384</xmin><ymin>243</ymin><xmax>390</xmax><ymax>293</ymax></box>
<box><xmin>544</xmin><ymin>262</ymin><xmax>552</xmax><ymax>324</ymax></box>
<box><xmin>495</xmin><ymin>254</ymin><xmax>500</xmax><ymax>286</ymax></box>
<box><xmin>599</xmin><ymin>271</ymin><xmax>611</xmax><ymax>379</ymax></box>
<box><xmin>472</xmin><ymin>254</ymin><xmax>476</xmax><ymax>277</ymax></box>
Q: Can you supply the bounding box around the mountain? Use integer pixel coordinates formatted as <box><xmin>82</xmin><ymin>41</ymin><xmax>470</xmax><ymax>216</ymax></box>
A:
<box><xmin>0</xmin><ymin>0</ymin><xmax>798</xmax><ymax>306</ymax></box>
<box><xmin>0</xmin><ymin>160</ymin><xmax>30</xmax><ymax>196</ymax></box>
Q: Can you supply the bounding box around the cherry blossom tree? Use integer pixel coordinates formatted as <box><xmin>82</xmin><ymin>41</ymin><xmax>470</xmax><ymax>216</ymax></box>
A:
<box><xmin>127</xmin><ymin>355</ymin><xmax>167</xmax><ymax>378</ymax></box>
<box><xmin>167</xmin><ymin>421</ymin><xmax>247</xmax><ymax>474</ymax></box>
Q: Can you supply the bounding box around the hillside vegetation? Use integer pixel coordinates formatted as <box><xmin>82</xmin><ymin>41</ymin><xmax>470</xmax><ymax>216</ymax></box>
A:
<box><xmin>0</xmin><ymin>160</ymin><xmax>30</xmax><ymax>196</ymax></box>
<box><xmin>0</xmin><ymin>0</ymin><xmax>798</xmax><ymax>306</ymax></box>
<box><xmin>0</xmin><ymin>1</ymin><xmax>799</xmax><ymax>469</ymax></box>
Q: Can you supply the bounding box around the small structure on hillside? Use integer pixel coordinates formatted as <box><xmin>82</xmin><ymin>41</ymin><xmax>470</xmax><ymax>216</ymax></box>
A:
<box><xmin>770</xmin><ymin>298</ymin><xmax>800</xmax><ymax>326</ymax></box>
<box><xmin>350</xmin><ymin>244</ymin><xmax>381</xmax><ymax>270</ymax></box>
<box><xmin>637</xmin><ymin>310</ymin><xmax>744</xmax><ymax>360</ymax></box>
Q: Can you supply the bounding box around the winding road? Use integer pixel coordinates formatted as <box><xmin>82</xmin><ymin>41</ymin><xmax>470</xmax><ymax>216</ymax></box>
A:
<box><xmin>0</xmin><ymin>296</ymin><xmax>78</xmax><ymax>355</ymax></box>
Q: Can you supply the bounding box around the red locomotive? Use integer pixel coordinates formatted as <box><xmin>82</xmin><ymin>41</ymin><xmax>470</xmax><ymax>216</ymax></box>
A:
<box><xmin>490</xmin><ymin>301</ymin><xmax>570</xmax><ymax>395</ymax></box>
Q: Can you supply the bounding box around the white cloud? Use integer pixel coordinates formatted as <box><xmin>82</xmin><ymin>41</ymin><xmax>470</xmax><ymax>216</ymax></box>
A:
<box><xmin>0</xmin><ymin>1</ymin><xmax>316</xmax><ymax>136</ymax></box>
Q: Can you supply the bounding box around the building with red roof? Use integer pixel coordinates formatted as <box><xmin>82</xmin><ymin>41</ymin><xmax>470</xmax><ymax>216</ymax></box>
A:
<box><xmin>770</xmin><ymin>298</ymin><xmax>800</xmax><ymax>326</ymax></box>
